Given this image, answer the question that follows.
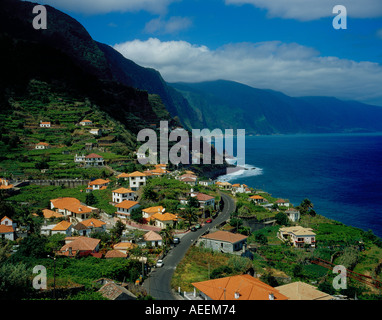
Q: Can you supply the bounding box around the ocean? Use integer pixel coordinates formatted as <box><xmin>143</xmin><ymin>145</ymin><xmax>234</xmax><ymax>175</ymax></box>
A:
<box><xmin>216</xmin><ymin>133</ymin><xmax>382</xmax><ymax>238</ymax></box>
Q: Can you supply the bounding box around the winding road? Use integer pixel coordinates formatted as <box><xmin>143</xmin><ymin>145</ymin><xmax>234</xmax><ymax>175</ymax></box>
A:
<box><xmin>142</xmin><ymin>192</ymin><xmax>236</xmax><ymax>300</ymax></box>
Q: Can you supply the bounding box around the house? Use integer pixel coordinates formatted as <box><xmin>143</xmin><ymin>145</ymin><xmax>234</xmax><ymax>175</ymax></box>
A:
<box><xmin>249</xmin><ymin>195</ymin><xmax>267</xmax><ymax>204</ymax></box>
<box><xmin>231</xmin><ymin>184</ymin><xmax>251</xmax><ymax>194</ymax></box>
<box><xmin>178</xmin><ymin>173</ymin><xmax>198</xmax><ymax>186</ymax></box>
<box><xmin>74</xmin><ymin>154</ymin><xmax>86</xmax><ymax>163</ymax></box>
<box><xmin>275</xmin><ymin>199</ymin><xmax>290</xmax><ymax>207</ymax></box>
<box><xmin>116</xmin><ymin>172</ymin><xmax>130</xmax><ymax>181</ymax></box>
<box><xmin>198</xmin><ymin>180</ymin><xmax>214</xmax><ymax>187</ymax></box>
<box><xmin>215</xmin><ymin>181</ymin><xmax>232</xmax><ymax>190</ymax></box>
<box><xmin>87</xmin><ymin>178</ymin><xmax>110</xmax><ymax>191</ymax></box>
<box><xmin>58</xmin><ymin>236</ymin><xmax>100</xmax><ymax>257</ymax></box>
<box><xmin>113</xmin><ymin>242</ymin><xmax>137</xmax><ymax>254</ymax></box>
<box><xmin>51</xmin><ymin>220</ymin><xmax>72</xmax><ymax>236</ymax></box>
<box><xmin>39</xmin><ymin>121</ymin><xmax>51</xmax><ymax>128</ymax></box>
<box><xmin>115</xmin><ymin>200</ymin><xmax>140</xmax><ymax>219</ymax></box>
<box><xmin>85</xmin><ymin>153</ymin><xmax>104</xmax><ymax>167</ymax></box>
<box><xmin>89</xmin><ymin>128</ymin><xmax>102</xmax><ymax>136</ymax></box>
<box><xmin>79</xmin><ymin>119</ymin><xmax>93</xmax><ymax>126</ymax></box>
<box><xmin>35</xmin><ymin>142</ymin><xmax>51</xmax><ymax>150</ymax></box>
<box><xmin>141</xmin><ymin>206</ymin><xmax>165</xmax><ymax>219</ymax></box>
<box><xmin>127</xmin><ymin>171</ymin><xmax>147</xmax><ymax>190</ymax></box>
<box><xmin>80</xmin><ymin>218</ymin><xmax>106</xmax><ymax>235</ymax></box>
<box><xmin>285</xmin><ymin>208</ymin><xmax>301</xmax><ymax>222</ymax></box>
<box><xmin>50</xmin><ymin>197</ymin><xmax>94</xmax><ymax>222</ymax></box>
<box><xmin>278</xmin><ymin>226</ymin><xmax>316</xmax><ymax>248</ymax></box>
<box><xmin>104</xmin><ymin>250</ymin><xmax>127</xmax><ymax>259</ymax></box>
<box><xmin>98</xmin><ymin>281</ymin><xmax>136</xmax><ymax>300</ymax></box>
<box><xmin>149</xmin><ymin>212</ymin><xmax>178</xmax><ymax>229</ymax></box>
<box><xmin>0</xmin><ymin>216</ymin><xmax>16</xmax><ymax>241</ymax></box>
<box><xmin>33</xmin><ymin>209</ymin><xmax>64</xmax><ymax>220</ymax></box>
<box><xmin>139</xmin><ymin>230</ymin><xmax>163</xmax><ymax>247</ymax></box>
<box><xmin>112</xmin><ymin>187</ymin><xmax>136</xmax><ymax>203</ymax></box>
<box><xmin>192</xmin><ymin>274</ymin><xmax>288</xmax><ymax>300</ymax></box>
<box><xmin>0</xmin><ymin>178</ymin><xmax>14</xmax><ymax>190</ymax></box>
<box><xmin>275</xmin><ymin>281</ymin><xmax>333</xmax><ymax>300</ymax></box>
<box><xmin>194</xmin><ymin>192</ymin><xmax>215</xmax><ymax>208</ymax></box>
<box><xmin>199</xmin><ymin>230</ymin><xmax>248</xmax><ymax>253</ymax></box>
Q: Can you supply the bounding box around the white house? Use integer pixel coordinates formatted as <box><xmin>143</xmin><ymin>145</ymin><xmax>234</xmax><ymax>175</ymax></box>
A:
<box><xmin>85</xmin><ymin>153</ymin><xmax>104</xmax><ymax>167</ymax></box>
<box><xmin>79</xmin><ymin>119</ymin><xmax>93</xmax><ymax>126</ymax></box>
<box><xmin>89</xmin><ymin>128</ymin><xmax>102</xmax><ymax>136</ymax></box>
<box><xmin>74</xmin><ymin>154</ymin><xmax>86</xmax><ymax>163</ymax></box>
<box><xmin>115</xmin><ymin>200</ymin><xmax>140</xmax><ymax>219</ymax></box>
<box><xmin>198</xmin><ymin>180</ymin><xmax>214</xmax><ymax>187</ymax></box>
<box><xmin>0</xmin><ymin>216</ymin><xmax>15</xmax><ymax>241</ymax></box>
<box><xmin>285</xmin><ymin>208</ymin><xmax>301</xmax><ymax>222</ymax></box>
<box><xmin>199</xmin><ymin>230</ymin><xmax>248</xmax><ymax>253</ymax></box>
<box><xmin>35</xmin><ymin>142</ymin><xmax>51</xmax><ymax>150</ymax></box>
<box><xmin>127</xmin><ymin>171</ymin><xmax>147</xmax><ymax>190</ymax></box>
<box><xmin>278</xmin><ymin>226</ymin><xmax>316</xmax><ymax>248</ymax></box>
<box><xmin>51</xmin><ymin>220</ymin><xmax>73</xmax><ymax>236</ymax></box>
<box><xmin>149</xmin><ymin>212</ymin><xmax>178</xmax><ymax>229</ymax></box>
<box><xmin>195</xmin><ymin>192</ymin><xmax>215</xmax><ymax>208</ymax></box>
<box><xmin>112</xmin><ymin>187</ymin><xmax>136</xmax><ymax>203</ymax></box>
<box><xmin>87</xmin><ymin>179</ymin><xmax>110</xmax><ymax>191</ymax></box>
<box><xmin>138</xmin><ymin>230</ymin><xmax>163</xmax><ymax>247</ymax></box>
<box><xmin>275</xmin><ymin>199</ymin><xmax>290</xmax><ymax>208</ymax></box>
<box><xmin>40</xmin><ymin>121</ymin><xmax>51</xmax><ymax>128</ymax></box>
<box><xmin>142</xmin><ymin>206</ymin><xmax>165</xmax><ymax>219</ymax></box>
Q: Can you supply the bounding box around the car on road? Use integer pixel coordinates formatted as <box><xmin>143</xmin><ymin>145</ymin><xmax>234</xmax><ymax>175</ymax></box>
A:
<box><xmin>206</xmin><ymin>218</ymin><xmax>212</xmax><ymax>223</ymax></box>
<box><xmin>173</xmin><ymin>237</ymin><xmax>180</xmax><ymax>244</ymax></box>
<box><xmin>190</xmin><ymin>226</ymin><xmax>197</xmax><ymax>232</ymax></box>
<box><xmin>156</xmin><ymin>260</ymin><xmax>164</xmax><ymax>268</ymax></box>
<box><xmin>195</xmin><ymin>224</ymin><xmax>201</xmax><ymax>229</ymax></box>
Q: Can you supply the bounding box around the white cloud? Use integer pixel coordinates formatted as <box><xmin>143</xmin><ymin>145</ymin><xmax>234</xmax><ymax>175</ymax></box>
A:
<box><xmin>114</xmin><ymin>38</ymin><xmax>382</xmax><ymax>105</ymax></box>
<box><xmin>225</xmin><ymin>0</ymin><xmax>382</xmax><ymax>21</ymax></box>
<box><xmin>33</xmin><ymin>0</ymin><xmax>176</xmax><ymax>15</ymax></box>
<box><xmin>144</xmin><ymin>16</ymin><xmax>192</xmax><ymax>34</ymax></box>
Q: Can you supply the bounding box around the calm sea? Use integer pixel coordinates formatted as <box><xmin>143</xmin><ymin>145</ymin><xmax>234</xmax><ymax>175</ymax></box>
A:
<box><xmin>216</xmin><ymin>133</ymin><xmax>382</xmax><ymax>238</ymax></box>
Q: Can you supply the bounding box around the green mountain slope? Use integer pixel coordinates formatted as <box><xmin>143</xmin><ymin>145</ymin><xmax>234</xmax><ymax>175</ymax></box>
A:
<box><xmin>169</xmin><ymin>80</ymin><xmax>382</xmax><ymax>134</ymax></box>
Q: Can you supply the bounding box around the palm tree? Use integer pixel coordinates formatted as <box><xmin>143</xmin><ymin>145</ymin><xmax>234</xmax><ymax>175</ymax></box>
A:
<box><xmin>160</xmin><ymin>225</ymin><xmax>174</xmax><ymax>249</ymax></box>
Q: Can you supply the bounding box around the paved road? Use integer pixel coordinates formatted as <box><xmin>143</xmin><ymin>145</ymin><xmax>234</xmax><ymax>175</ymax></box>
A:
<box><xmin>142</xmin><ymin>192</ymin><xmax>235</xmax><ymax>300</ymax></box>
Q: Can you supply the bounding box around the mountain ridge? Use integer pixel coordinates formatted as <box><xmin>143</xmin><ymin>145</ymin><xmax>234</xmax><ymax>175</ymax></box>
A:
<box><xmin>168</xmin><ymin>79</ymin><xmax>382</xmax><ymax>135</ymax></box>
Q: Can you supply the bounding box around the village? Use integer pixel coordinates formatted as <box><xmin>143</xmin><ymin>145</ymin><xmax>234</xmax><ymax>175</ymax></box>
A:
<box><xmin>1</xmin><ymin>113</ymin><xmax>381</xmax><ymax>301</ymax></box>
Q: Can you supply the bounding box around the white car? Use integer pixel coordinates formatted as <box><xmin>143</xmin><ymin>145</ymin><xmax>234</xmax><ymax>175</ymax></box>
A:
<box><xmin>156</xmin><ymin>260</ymin><xmax>164</xmax><ymax>268</ymax></box>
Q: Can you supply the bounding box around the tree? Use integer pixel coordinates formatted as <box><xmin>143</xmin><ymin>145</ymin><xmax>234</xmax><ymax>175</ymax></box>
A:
<box><xmin>142</xmin><ymin>185</ymin><xmax>157</xmax><ymax>201</ymax></box>
<box><xmin>182</xmin><ymin>205</ymin><xmax>198</xmax><ymax>227</ymax></box>
<box><xmin>160</xmin><ymin>225</ymin><xmax>174</xmax><ymax>248</ymax></box>
<box><xmin>131</xmin><ymin>207</ymin><xmax>143</xmax><ymax>223</ymax></box>
<box><xmin>254</xmin><ymin>233</ymin><xmax>268</xmax><ymax>245</ymax></box>
<box><xmin>110</xmin><ymin>220</ymin><xmax>126</xmax><ymax>242</ymax></box>
<box><xmin>299</xmin><ymin>198</ymin><xmax>314</xmax><ymax>215</ymax></box>
<box><xmin>275</xmin><ymin>212</ymin><xmax>289</xmax><ymax>226</ymax></box>
<box><xmin>85</xmin><ymin>192</ymin><xmax>97</xmax><ymax>206</ymax></box>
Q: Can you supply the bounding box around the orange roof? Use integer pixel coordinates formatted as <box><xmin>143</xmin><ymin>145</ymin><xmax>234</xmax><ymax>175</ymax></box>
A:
<box><xmin>150</xmin><ymin>212</ymin><xmax>177</xmax><ymax>222</ymax></box>
<box><xmin>112</xmin><ymin>187</ymin><xmax>135</xmax><ymax>194</ymax></box>
<box><xmin>40</xmin><ymin>121</ymin><xmax>50</xmax><ymax>125</ymax></box>
<box><xmin>52</xmin><ymin>220</ymin><xmax>72</xmax><ymax>231</ymax></box>
<box><xmin>105</xmin><ymin>250</ymin><xmax>127</xmax><ymax>258</ymax></box>
<box><xmin>250</xmin><ymin>195</ymin><xmax>264</xmax><ymax>200</ymax></box>
<box><xmin>40</xmin><ymin>209</ymin><xmax>64</xmax><ymax>219</ymax></box>
<box><xmin>0</xmin><ymin>216</ymin><xmax>12</xmax><ymax>223</ymax></box>
<box><xmin>115</xmin><ymin>200</ymin><xmax>139</xmax><ymax>210</ymax></box>
<box><xmin>81</xmin><ymin>218</ymin><xmax>106</xmax><ymax>228</ymax></box>
<box><xmin>81</xmin><ymin>119</ymin><xmax>92</xmax><ymax>122</ymax></box>
<box><xmin>36</xmin><ymin>142</ymin><xmax>50</xmax><ymax>146</ymax></box>
<box><xmin>60</xmin><ymin>236</ymin><xmax>100</xmax><ymax>252</ymax></box>
<box><xmin>117</xmin><ymin>173</ymin><xmax>130</xmax><ymax>178</ymax></box>
<box><xmin>89</xmin><ymin>179</ymin><xmax>110</xmax><ymax>186</ymax></box>
<box><xmin>195</xmin><ymin>193</ymin><xmax>214</xmax><ymax>201</ymax></box>
<box><xmin>144</xmin><ymin>230</ymin><xmax>162</xmax><ymax>241</ymax></box>
<box><xmin>128</xmin><ymin>171</ymin><xmax>147</xmax><ymax>177</ymax></box>
<box><xmin>85</xmin><ymin>153</ymin><xmax>103</xmax><ymax>159</ymax></box>
<box><xmin>192</xmin><ymin>274</ymin><xmax>288</xmax><ymax>300</ymax></box>
<box><xmin>113</xmin><ymin>242</ymin><xmax>137</xmax><ymax>250</ymax></box>
<box><xmin>0</xmin><ymin>225</ymin><xmax>14</xmax><ymax>233</ymax></box>
<box><xmin>51</xmin><ymin>197</ymin><xmax>81</xmax><ymax>209</ymax></box>
<box><xmin>65</xmin><ymin>203</ymin><xmax>93</xmax><ymax>215</ymax></box>
<box><xmin>142</xmin><ymin>206</ymin><xmax>164</xmax><ymax>214</ymax></box>
<box><xmin>201</xmin><ymin>230</ymin><xmax>247</xmax><ymax>243</ymax></box>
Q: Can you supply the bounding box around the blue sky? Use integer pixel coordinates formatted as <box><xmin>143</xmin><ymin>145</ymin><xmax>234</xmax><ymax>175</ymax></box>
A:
<box><xmin>36</xmin><ymin>0</ymin><xmax>382</xmax><ymax>105</ymax></box>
